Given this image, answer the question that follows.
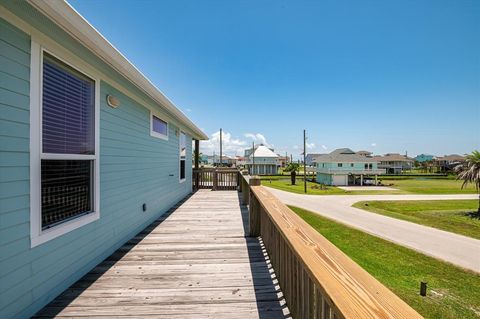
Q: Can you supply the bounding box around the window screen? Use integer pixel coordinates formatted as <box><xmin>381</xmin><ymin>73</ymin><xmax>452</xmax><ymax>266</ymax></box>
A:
<box><xmin>152</xmin><ymin>115</ymin><xmax>168</xmax><ymax>136</ymax></box>
<box><xmin>42</xmin><ymin>53</ymin><xmax>95</xmax><ymax>154</ymax></box>
<box><xmin>41</xmin><ymin>160</ymin><xmax>92</xmax><ymax>229</ymax></box>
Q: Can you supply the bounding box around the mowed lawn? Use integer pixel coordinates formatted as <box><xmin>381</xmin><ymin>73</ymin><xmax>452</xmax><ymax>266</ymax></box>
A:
<box><xmin>260</xmin><ymin>176</ymin><xmax>346</xmax><ymax>195</ymax></box>
<box><xmin>291</xmin><ymin>206</ymin><xmax>480</xmax><ymax>319</ymax></box>
<box><xmin>380</xmin><ymin>178</ymin><xmax>478</xmax><ymax>194</ymax></box>
<box><xmin>353</xmin><ymin>200</ymin><xmax>480</xmax><ymax>239</ymax></box>
<box><xmin>261</xmin><ymin>175</ymin><xmax>477</xmax><ymax>195</ymax></box>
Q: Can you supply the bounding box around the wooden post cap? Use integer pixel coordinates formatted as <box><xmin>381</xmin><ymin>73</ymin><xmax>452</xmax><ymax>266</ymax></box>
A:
<box><xmin>249</xmin><ymin>176</ymin><xmax>261</xmax><ymax>186</ymax></box>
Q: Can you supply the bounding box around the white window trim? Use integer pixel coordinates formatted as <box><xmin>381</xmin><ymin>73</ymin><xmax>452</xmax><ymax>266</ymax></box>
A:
<box><xmin>150</xmin><ymin>110</ymin><xmax>169</xmax><ymax>140</ymax></box>
<box><xmin>29</xmin><ymin>40</ymin><xmax>100</xmax><ymax>248</ymax></box>
<box><xmin>179</xmin><ymin>131</ymin><xmax>186</xmax><ymax>183</ymax></box>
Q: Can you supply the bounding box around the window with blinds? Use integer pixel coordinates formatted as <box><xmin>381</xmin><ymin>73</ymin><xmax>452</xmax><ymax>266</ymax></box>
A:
<box><xmin>41</xmin><ymin>52</ymin><xmax>96</xmax><ymax>229</ymax></box>
<box><xmin>43</xmin><ymin>54</ymin><xmax>95</xmax><ymax>155</ymax></box>
<box><xmin>152</xmin><ymin>115</ymin><xmax>168</xmax><ymax>136</ymax></box>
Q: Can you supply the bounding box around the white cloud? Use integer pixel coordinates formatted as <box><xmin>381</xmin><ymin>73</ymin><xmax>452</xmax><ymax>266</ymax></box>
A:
<box><xmin>244</xmin><ymin>133</ymin><xmax>270</xmax><ymax>147</ymax></box>
<box><xmin>306</xmin><ymin>142</ymin><xmax>315</xmax><ymax>149</ymax></box>
<box><xmin>321</xmin><ymin>145</ymin><xmax>328</xmax><ymax>150</ymax></box>
<box><xmin>371</xmin><ymin>143</ymin><xmax>377</xmax><ymax>147</ymax></box>
<box><xmin>200</xmin><ymin>131</ymin><xmax>247</xmax><ymax>156</ymax></box>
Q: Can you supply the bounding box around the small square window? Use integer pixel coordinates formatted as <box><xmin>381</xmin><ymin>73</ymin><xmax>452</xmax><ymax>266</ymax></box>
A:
<box><xmin>338</xmin><ymin>163</ymin><xmax>343</xmax><ymax>167</ymax></box>
<box><xmin>151</xmin><ymin>114</ymin><xmax>168</xmax><ymax>139</ymax></box>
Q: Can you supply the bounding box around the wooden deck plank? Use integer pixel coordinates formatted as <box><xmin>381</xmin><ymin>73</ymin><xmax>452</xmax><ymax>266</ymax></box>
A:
<box><xmin>34</xmin><ymin>190</ymin><xmax>289</xmax><ymax>318</ymax></box>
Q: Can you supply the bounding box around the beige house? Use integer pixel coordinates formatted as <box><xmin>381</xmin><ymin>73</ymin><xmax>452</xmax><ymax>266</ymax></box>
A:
<box><xmin>372</xmin><ymin>153</ymin><xmax>414</xmax><ymax>174</ymax></box>
<box><xmin>435</xmin><ymin>154</ymin><xmax>465</xmax><ymax>172</ymax></box>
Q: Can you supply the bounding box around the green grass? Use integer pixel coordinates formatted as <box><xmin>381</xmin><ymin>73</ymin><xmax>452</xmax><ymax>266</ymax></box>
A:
<box><xmin>379</xmin><ymin>178</ymin><xmax>477</xmax><ymax>194</ymax></box>
<box><xmin>353</xmin><ymin>200</ymin><xmax>480</xmax><ymax>239</ymax></box>
<box><xmin>290</xmin><ymin>206</ymin><xmax>480</xmax><ymax>319</ymax></box>
<box><xmin>260</xmin><ymin>175</ymin><xmax>477</xmax><ymax>195</ymax></box>
<box><xmin>260</xmin><ymin>176</ymin><xmax>346</xmax><ymax>195</ymax></box>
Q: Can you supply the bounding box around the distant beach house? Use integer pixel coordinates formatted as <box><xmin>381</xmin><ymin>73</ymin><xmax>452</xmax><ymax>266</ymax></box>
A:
<box><xmin>316</xmin><ymin>148</ymin><xmax>385</xmax><ymax>186</ymax></box>
<box><xmin>206</xmin><ymin>154</ymin><xmax>235</xmax><ymax>166</ymax></box>
<box><xmin>373</xmin><ymin>153</ymin><xmax>414</xmax><ymax>174</ymax></box>
<box><xmin>235</xmin><ymin>156</ymin><xmax>248</xmax><ymax>167</ymax></box>
<box><xmin>435</xmin><ymin>154</ymin><xmax>466</xmax><ymax>172</ymax></box>
<box><xmin>356</xmin><ymin>150</ymin><xmax>373</xmax><ymax>157</ymax></box>
<box><xmin>0</xmin><ymin>1</ymin><xmax>208</xmax><ymax>318</ymax></box>
<box><xmin>246</xmin><ymin>145</ymin><xmax>280</xmax><ymax>175</ymax></box>
<box><xmin>305</xmin><ymin>153</ymin><xmax>326</xmax><ymax>166</ymax></box>
<box><xmin>414</xmin><ymin>154</ymin><xmax>435</xmax><ymax>162</ymax></box>
<box><xmin>278</xmin><ymin>155</ymin><xmax>289</xmax><ymax>167</ymax></box>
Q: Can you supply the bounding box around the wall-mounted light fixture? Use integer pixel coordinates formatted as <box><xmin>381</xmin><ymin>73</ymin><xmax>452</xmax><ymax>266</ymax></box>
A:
<box><xmin>106</xmin><ymin>95</ymin><xmax>120</xmax><ymax>108</ymax></box>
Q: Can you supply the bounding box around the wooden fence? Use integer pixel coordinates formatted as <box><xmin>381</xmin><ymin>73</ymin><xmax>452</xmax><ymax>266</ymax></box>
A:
<box><xmin>193</xmin><ymin>168</ymin><xmax>239</xmax><ymax>190</ymax></box>
<box><xmin>240</xmin><ymin>174</ymin><xmax>423</xmax><ymax>319</ymax></box>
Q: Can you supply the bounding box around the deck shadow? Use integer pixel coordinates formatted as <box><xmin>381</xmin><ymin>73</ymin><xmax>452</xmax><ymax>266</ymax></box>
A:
<box><xmin>237</xmin><ymin>191</ymin><xmax>291</xmax><ymax>319</ymax></box>
<box><xmin>32</xmin><ymin>193</ymin><xmax>194</xmax><ymax>318</ymax></box>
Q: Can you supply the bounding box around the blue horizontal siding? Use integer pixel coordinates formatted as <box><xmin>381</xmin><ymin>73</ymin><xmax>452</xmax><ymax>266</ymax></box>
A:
<box><xmin>0</xmin><ymin>13</ymin><xmax>194</xmax><ymax>319</ymax></box>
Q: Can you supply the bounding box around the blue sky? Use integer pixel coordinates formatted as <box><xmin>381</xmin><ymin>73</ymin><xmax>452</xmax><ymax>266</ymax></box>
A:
<box><xmin>69</xmin><ymin>0</ymin><xmax>479</xmax><ymax>158</ymax></box>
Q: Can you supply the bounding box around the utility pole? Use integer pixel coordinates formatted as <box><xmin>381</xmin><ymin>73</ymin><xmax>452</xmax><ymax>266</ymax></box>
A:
<box><xmin>303</xmin><ymin>129</ymin><xmax>307</xmax><ymax>193</ymax></box>
<box><xmin>219</xmin><ymin>128</ymin><xmax>222</xmax><ymax>167</ymax></box>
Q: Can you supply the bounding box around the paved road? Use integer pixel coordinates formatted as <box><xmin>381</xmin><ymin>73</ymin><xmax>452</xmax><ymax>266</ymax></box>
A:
<box><xmin>267</xmin><ymin>188</ymin><xmax>480</xmax><ymax>273</ymax></box>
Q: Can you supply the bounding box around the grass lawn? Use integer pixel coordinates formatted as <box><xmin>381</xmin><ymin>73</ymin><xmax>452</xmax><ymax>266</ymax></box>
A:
<box><xmin>260</xmin><ymin>176</ymin><xmax>346</xmax><ymax>195</ymax></box>
<box><xmin>260</xmin><ymin>175</ymin><xmax>477</xmax><ymax>195</ymax></box>
<box><xmin>290</xmin><ymin>206</ymin><xmax>480</xmax><ymax>319</ymax></box>
<box><xmin>352</xmin><ymin>200</ymin><xmax>480</xmax><ymax>239</ymax></box>
<box><xmin>379</xmin><ymin>178</ymin><xmax>477</xmax><ymax>194</ymax></box>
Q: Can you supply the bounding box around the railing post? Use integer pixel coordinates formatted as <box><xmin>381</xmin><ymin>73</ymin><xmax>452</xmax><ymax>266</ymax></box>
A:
<box><xmin>248</xmin><ymin>176</ymin><xmax>261</xmax><ymax>237</ymax></box>
<box><xmin>194</xmin><ymin>140</ymin><xmax>199</xmax><ymax>189</ymax></box>
<box><xmin>241</xmin><ymin>170</ymin><xmax>249</xmax><ymax>205</ymax></box>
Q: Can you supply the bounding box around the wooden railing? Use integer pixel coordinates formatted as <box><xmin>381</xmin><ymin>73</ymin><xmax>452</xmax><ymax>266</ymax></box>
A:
<box><xmin>239</xmin><ymin>174</ymin><xmax>423</xmax><ymax>319</ymax></box>
<box><xmin>193</xmin><ymin>168</ymin><xmax>240</xmax><ymax>190</ymax></box>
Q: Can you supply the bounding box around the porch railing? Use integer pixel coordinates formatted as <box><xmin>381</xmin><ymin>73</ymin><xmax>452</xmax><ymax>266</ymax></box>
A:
<box><xmin>239</xmin><ymin>173</ymin><xmax>423</xmax><ymax>319</ymax></box>
<box><xmin>193</xmin><ymin>168</ymin><xmax>240</xmax><ymax>190</ymax></box>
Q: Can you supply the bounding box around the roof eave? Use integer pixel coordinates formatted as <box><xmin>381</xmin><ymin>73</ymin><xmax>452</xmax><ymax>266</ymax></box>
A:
<box><xmin>28</xmin><ymin>0</ymin><xmax>208</xmax><ymax>140</ymax></box>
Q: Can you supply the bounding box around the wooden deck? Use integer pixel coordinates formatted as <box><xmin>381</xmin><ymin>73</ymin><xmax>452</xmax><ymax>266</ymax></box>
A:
<box><xmin>34</xmin><ymin>190</ymin><xmax>289</xmax><ymax>318</ymax></box>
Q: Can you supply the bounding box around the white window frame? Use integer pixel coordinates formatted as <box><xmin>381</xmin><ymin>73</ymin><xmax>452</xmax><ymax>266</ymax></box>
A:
<box><xmin>29</xmin><ymin>40</ymin><xmax>100</xmax><ymax>248</ymax></box>
<box><xmin>150</xmin><ymin>110</ymin><xmax>169</xmax><ymax>140</ymax></box>
<box><xmin>179</xmin><ymin>131</ymin><xmax>186</xmax><ymax>183</ymax></box>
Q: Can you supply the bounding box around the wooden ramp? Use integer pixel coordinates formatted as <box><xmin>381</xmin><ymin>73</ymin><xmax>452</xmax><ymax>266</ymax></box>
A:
<box><xmin>34</xmin><ymin>190</ymin><xmax>289</xmax><ymax>318</ymax></box>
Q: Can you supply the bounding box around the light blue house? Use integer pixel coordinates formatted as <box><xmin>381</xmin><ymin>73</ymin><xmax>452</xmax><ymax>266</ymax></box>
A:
<box><xmin>316</xmin><ymin>148</ymin><xmax>385</xmax><ymax>186</ymax></box>
<box><xmin>0</xmin><ymin>1</ymin><xmax>208</xmax><ymax>318</ymax></box>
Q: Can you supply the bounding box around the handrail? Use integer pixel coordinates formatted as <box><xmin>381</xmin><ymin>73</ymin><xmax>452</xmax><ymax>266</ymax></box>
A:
<box><xmin>239</xmin><ymin>176</ymin><xmax>423</xmax><ymax>319</ymax></box>
<box><xmin>193</xmin><ymin>167</ymin><xmax>240</xmax><ymax>190</ymax></box>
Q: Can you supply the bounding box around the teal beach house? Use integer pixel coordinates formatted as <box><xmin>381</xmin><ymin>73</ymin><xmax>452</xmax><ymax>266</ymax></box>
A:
<box><xmin>414</xmin><ymin>153</ymin><xmax>435</xmax><ymax>163</ymax></box>
<box><xmin>315</xmin><ymin>148</ymin><xmax>385</xmax><ymax>186</ymax></box>
<box><xmin>0</xmin><ymin>1</ymin><xmax>207</xmax><ymax>318</ymax></box>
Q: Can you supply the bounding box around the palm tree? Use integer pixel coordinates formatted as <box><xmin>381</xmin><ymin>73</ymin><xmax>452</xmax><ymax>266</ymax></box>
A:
<box><xmin>284</xmin><ymin>163</ymin><xmax>300</xmax><ymax>185</ymax></box>
<box><xmin>455</xmin><ymin>150</ymin><xmax>480</xmax><ymax>215</ymax></box>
